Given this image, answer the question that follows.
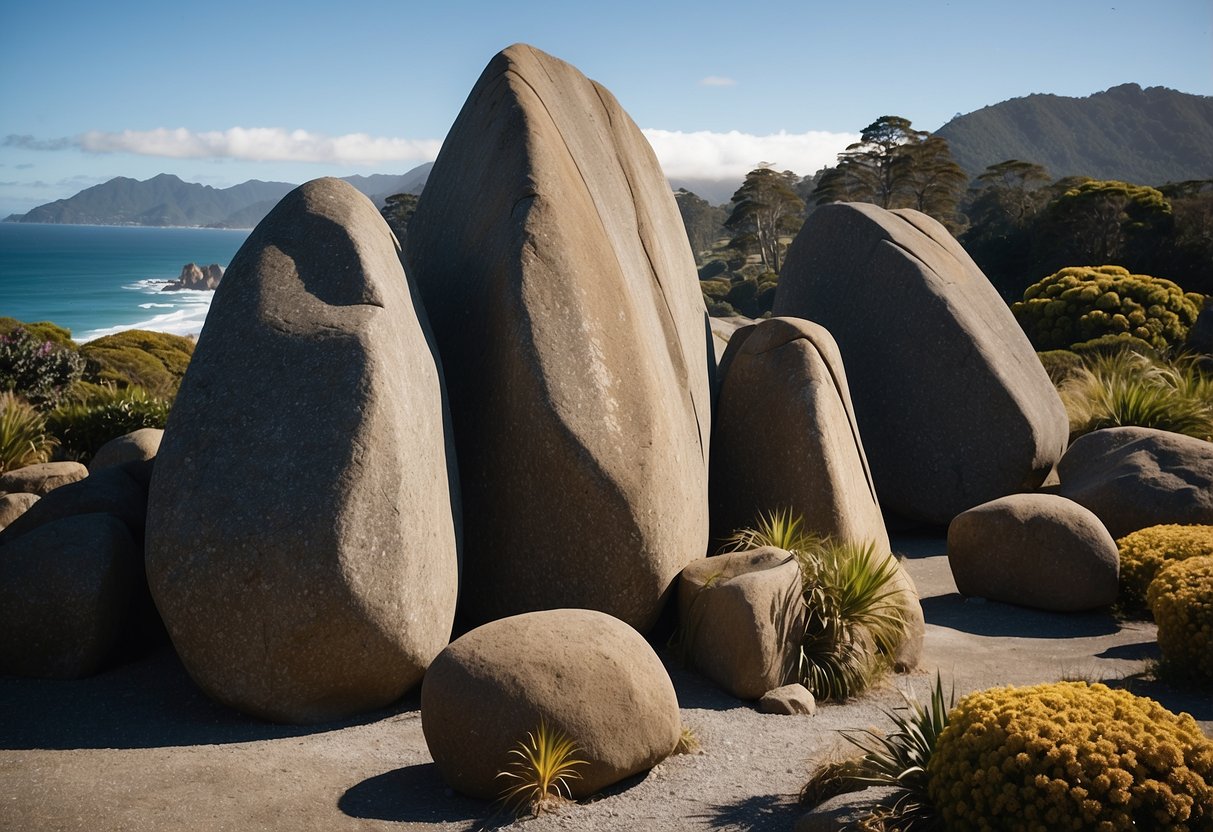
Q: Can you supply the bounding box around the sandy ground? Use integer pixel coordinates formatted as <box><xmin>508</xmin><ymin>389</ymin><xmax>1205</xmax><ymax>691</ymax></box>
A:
<box><xmin>2</xmin><ymin>535</ymin><xmax>1209</xmax><ymax>832</ymax></box>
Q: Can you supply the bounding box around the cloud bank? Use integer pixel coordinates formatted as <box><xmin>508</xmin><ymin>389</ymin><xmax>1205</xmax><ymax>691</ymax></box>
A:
<box><xmin>641</xmin><ymin>128</ymin><xmax>857</xmax><ymax>180</ymax></box>
<box><xmin>5</xmin><ymin>125</ymin><xmax>857</xmax><ymax>181</ymax></box>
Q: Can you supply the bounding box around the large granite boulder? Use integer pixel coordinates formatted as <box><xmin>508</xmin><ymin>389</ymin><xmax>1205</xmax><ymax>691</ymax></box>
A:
<box><xmin>947</xmin><ymin>494</ymin><xmax>1119</xmax><ymax>611</ymax></box>
<box><xmin>0</xmin><ymin>461</ymin><xmax>87</xmax><ymax>496</ymax></box>
<box><xmin>1057</xmin><ymin>427</ymin><xmax>1213</xmax><ymax>539</ymax></box>
<box><xmin>145</xmin><ymin>178</ymin><xmax>459</xmax><ymax>724</ymax></box>
<box><xmin>677</xmin><ymin>548</ymin><xmax>805</xmax><ymax>699</ymax></box>
<box><xmin>774</xmin><ymin>203</ymin><xmax>1069</xmax><ymax>525</ymax></box>
<box><xmin>420</xmin><ymin>609</ymin><xmax>681</xmax><ymax>799</ymax></box>
<box><xmin>0</xmin><ymin>513</ymin><xmax>140</xmax><ymax>678</ymax></box>
<box><xmin>0</xmin><ymin>493</ymin><xmax>38</xmax><ymax>531</ymax></box>
<box><xmin>405</xmin><ymin>44</ymin><xmax>711</xmax><ymax>631</ymax></box>
<box><xmin>710</xmin><ymin>317</ymin><xmax>924</xmax><ymax>668</ymax></box>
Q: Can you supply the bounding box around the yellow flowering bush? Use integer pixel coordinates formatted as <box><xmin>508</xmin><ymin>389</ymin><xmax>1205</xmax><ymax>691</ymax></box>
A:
<box><xmin>1118</xmin><ymin>525</ymin><xmax>1213</xmax><ymax>610</ymax></box>
<box><xmin>1148</xmin><ymin>556</ymin><xmax>1213</xmax><ymax>685</ymax></box>
<box><xmin>926</xmin><ymin>682</ymin><xmax>1213</xmax><ymax>831</ymax></box>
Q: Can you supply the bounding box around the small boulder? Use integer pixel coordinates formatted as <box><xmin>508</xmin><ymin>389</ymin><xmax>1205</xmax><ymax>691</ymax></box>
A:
<box><xmin>0</xmin><ymin>461</ymin><xmax>88</xmax><ymax>496</ymax></box>
<box><xmin>0</xmin><ymin>513</ymin><xmax>140</xmax><ymax>678</ymax></box>
<box><xmin>774</xmin><ymin>203</ymin><xmax>1069</xmax><ymax>524</ymax></box>
<box><xmin>0</xmin><ymin>492</ymin><xmax>38</xmax><ymax>531</ymax></box>
<box><xmin>1057</xmin><ymin>427</ymin><xmax>1213</xmax><ymax>539</ymax></box>
<box><xmin>677</xmin><ymin>548</ymin><xmax>805</xmax><ymax>699</ymax></box>
<box><xmin>0</xmin><ymin>466</ymin><xmax>146</xmax><ymax>544</ymax></box>
<box><xmin>421</xmin><ymin>609</ymin><xmax>680</xmax><ymax>799</ymax></box>
<box><xmin>758</xmin><ymin>684</ymin><xmax>816</xmax><ymax>716</ymax></box>
<box><xmin>90</xmin><ymin>428</ymin><xmax>163</xmax><ymax>473</ymax></box>
<box><xmin>947</xmin><ymin>494</ymin><xmax>1119</xmax><ymax>611</ymax></box>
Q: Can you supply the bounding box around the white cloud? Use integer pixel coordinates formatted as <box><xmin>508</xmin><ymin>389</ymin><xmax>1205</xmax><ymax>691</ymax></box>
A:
<box><xmin>641</xmin><ymin>128</ymin><xmax>857</xmax><ymax>180</ymax></box>
<box><xmin>73</xmin><ymin>127</ymin><xmax>442</xmax><ymax>165</ymax></box>
<box><xmin>699</xmin><ymin>76</ymin><xmax>737</xmax><ymax>87</ymax></box>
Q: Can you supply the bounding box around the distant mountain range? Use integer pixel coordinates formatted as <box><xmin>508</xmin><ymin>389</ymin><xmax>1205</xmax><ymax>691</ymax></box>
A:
<box><xmin>4</xmin><ymin>164</ymin><xmax>432</xmax><ymax>228</ymax></box>
<box><xmin>935</xmin><ymin>83</ymin><xmax>1213</xmax><ymax>184</ymax></box>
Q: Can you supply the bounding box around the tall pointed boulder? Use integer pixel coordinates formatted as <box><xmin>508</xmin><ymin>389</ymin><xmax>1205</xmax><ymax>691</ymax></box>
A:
<box><xmin>146</xmin><ymin>178</ymin><xmax>459</xmax><ymax>723</ymax></box>
<box><xmin>405</xmin><ymin>44</ymin><xmax>712</xmax><ymax>630</ymax></box>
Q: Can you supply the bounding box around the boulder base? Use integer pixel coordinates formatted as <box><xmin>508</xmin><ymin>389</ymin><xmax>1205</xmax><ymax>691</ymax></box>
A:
<box><xmin>421</xmin><ymin>609</ymin><xmax>680</xmax><ymax>799</ymax></box>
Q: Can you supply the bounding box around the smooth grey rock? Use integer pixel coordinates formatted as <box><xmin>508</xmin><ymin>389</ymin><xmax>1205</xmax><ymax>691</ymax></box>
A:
<box><xmin>0</xmin><ymin>466</ymin><xmax>146</xmax><ymax>544</ymax></box>
<box><xmin>405</xmin><ymin>44</ymin><xmax>711</xmax><ymax>631</ymax></box>
<box><xmin>421</xmin><ymin>609</ymin><xmax>680</xmax><ymax>799</ymax></box>
<box><xmin>947</xmin><ymin>494</ymin><xmax>1119</xmax><ymax>611</ymax></box>
<box><xmin>774</xmin><ymin>203</ymin><xmax>1069</xmax><ymax>525</ymax></box>
<box><xmin>759</xmin><ymin>683</ymin><xmax>816</xmax><ymax>715</ymax></box>
<box><xmin>0</xmin><ymin>461</ymin><xmax>87</xmax><ymax>497</ymax></box>
<box><xmin>1057</xmin><ymin>426</ymin><xmax>1213</xmax><ymax>539</ymax></box>
<box><xmin>0</xmin><ymin>492</ymin><xmax>38</xmax><ymax>531</ymax></box>
<box><xmin>146</xmin><ymin>177</ymin><xmax>459</xmax><ymax>724</ymax></box>
<box><xmin>89</xmin><ymin>428</ymin><xmax>162</xmax><ymax>473</ymax></box>
<box><xmin>0</xmin><ymin>513</ymin><xmax>139</xmax><ymax>678</ymax></box>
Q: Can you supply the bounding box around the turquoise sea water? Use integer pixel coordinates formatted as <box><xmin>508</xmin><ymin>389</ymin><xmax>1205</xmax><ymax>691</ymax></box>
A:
<box><xmin>0</xmin><ymin>223</ymin><xmax>250</xmax><ymax>342</ymax></box>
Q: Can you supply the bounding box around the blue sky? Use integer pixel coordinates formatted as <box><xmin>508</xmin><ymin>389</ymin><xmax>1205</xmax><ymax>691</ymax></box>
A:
<box><xmin>1</xmin><ymin>0</ymin><xmax>1209</xmax><ymax>216</ymax></box>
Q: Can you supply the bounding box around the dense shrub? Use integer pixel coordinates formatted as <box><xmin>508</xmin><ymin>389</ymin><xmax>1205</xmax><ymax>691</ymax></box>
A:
<box><xmin>0</xmin><ymin>316</ymin><xmax>75</xmax><ymax>348</ymax></box>
<box><xmin>0</xmin><ymin>327</ymin><xmax>85</xmax><ymax>408</ymax></box>
<box><xmin>1012</xmin><ymin>265</ymin><xmax>1201</xmax><ymax>352</ymax></box>
<box><xmin>1037</xmin><ymin>350</ymin><xmax>1084</xmax><ymax>385</ymax></box>
<box><xmin>927</xmin><ymin>681</ymin><xmax>1213</xmax><ymax>831</ymax></box>
<box><xmin>0</xmin><ymin>392</ymin><xmax>57</xmax><ymax>473</ymax></box>
<box><xmin>47</xmin><ymin>385</ymin><xmax>171</xmax><ymax>463</ymax></box>
<box><xmin>79</xmin><ymin>329</ymin><xmax>194</xmax><ymax>395</ymax></box>
<box><xmin>1118</xmin><ymin>525</ymin><xmax>1213</xmax><ymax>611</ymax></box>
<box><xmin>1058</xmin><ymin>351</ymin><xmax>1213</xmax><ymax>442</ymax></box>
<box><xmin>1149</xmin><ymin>556</ymin><xmax>1213</xmax><ymax>685</ymax></box>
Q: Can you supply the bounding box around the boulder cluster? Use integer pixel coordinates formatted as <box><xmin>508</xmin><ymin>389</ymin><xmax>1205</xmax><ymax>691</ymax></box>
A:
<box><xmin>2</xmin><ymin>42</ymin><xmax>1208</xmax><ymax>804</ymax></box>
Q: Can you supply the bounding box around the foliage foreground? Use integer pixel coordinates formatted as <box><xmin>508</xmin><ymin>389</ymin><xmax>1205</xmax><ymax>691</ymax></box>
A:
<box><xmin>495</xmin><ymin>721</ymin><xmax>587</xmax><ymax>817</ymax></box>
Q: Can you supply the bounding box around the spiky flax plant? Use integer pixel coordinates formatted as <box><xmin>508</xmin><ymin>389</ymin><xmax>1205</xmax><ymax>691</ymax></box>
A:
<box><xmin>496</xmin><ymin>720</ymin><xmax>587</xmax><ymax>817</ymax></box>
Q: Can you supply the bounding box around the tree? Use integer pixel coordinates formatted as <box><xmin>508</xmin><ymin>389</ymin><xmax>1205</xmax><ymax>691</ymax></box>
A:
<box><xmin>674</xmin><ymin>189</ymin><xmax>727</xmax><ymax>261</ymax></box>
<box><xmin>960</xmin><ymin>160</ymin><xmax>1052</xmax><ymax>299</ymax></box>
<box><xmin>724</xmin><ymin>166</ymin><xmax>805</xmax><ymax>273</ymax></box>
<box><xmin>811</xmin><ymin>116</ymin><xmax>967</xmax><ymax>227</ymax></box>
<box><xmin>380</xmin><ymin>192</ymin><xmax>420</xmax><ymax>245</ymax></box>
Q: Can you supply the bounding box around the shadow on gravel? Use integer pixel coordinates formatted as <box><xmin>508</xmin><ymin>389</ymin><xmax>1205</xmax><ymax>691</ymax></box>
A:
<box><xmin>665</xmin><ymin>656</ymin><xmax>748</xmax><ymax>711</ymax></box>
<box><xmin>698</xmin><ymin>793</ymin><xmax>799</xmax><ymax>831</ymax></box>
<box><xmin>338</xmin><ymin>763</ymin><xmax>498</xmax><ymax>829</ymax></box>
<box><xmin>1101</xmin><ymin>675</ymin><xmax>1213</xmax><ymax>722</ymax></box>
<box><xmin>0</xmin><ymin>646</ymin><xmax>419</xmax><ymax>750</ymax></box>
<box><xmin>920</xmin><ymin>593</ymin><xmax>1120</xmax><ymax>638</ymax></box>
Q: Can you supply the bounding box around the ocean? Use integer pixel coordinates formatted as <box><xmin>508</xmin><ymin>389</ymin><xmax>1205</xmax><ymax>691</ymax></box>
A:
<box><xmin>0</xmin><ymin>223</ymin><xmax>250</xmax><ymax>342</ymax></box>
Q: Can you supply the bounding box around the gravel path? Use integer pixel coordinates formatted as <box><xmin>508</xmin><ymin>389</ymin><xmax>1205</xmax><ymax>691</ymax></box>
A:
<box><xmin>3</xmin><ymin>536</ymin><xmax>1209</xmax><ymax>832</ymax></box>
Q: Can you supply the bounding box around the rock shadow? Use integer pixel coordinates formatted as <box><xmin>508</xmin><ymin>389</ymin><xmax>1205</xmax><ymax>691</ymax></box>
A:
<box><xmin>338</xmin><ymin>763</ymin><xmax>499</xmax><ymax>828</ymax></box>
<box><xmin>664</xmin><ymin>653</ymin><xmax>749</xmax><ymax>712</ymax></box>
<box><xmin>1100</xmin><ymin>675</ymin><xmax>1213</xmax><ymax>722</ymax></box>
<box><xmin>1096</xmin><ymin>641</ymin><xmax>1160</xmax><ymax>662</ymax></box>
<box><xmin>0</xmin><ymin>646</ymin><xmax>419</xmax><ymax>750</ymax></box>
<box><xmin>698</xmin><ymin>792</ymin><xmax>799</xmax><ymax>831</ymax></box>
<box><xmin>921</xmin><ymin>593</ymin><xmax>1120</xmax><ymax>638</ymax></box>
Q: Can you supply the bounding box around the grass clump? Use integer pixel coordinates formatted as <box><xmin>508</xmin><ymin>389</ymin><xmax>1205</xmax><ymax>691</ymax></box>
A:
<box><xmin>1117</xmin><ymin>524</ymin><xmax>1213</xmax><ymax>612</ymax></box>
<box><xmin>495</xmin><ymin>721</ymin><xmax>586</xmax><ymax>817</ymax></box>
<box><xmin>927</xmin><ymin>682</ymin><xmax>1213</xmax><ymax>830</ymax></box>
<box><xmin>1148</xmin><ymin>556</ymin><xmax>1213</xmax><ymax>686</ymax></box>
<box><xmin>0</xmin><ymin>392</ymin><xmax>57</xmax><ymax>473</ymax></box>
<box><xmin>1057</xmin><ymin>349</ymin><xmax>1213</xmax><ymax>442</ymax></box>
<box><xmin>673</xmin><ymin>725</ymin><xmax>701</xmax><ymax>755</ymax></box>
<box><xmin>727</xmin><ymin>510</ymin><xmax>908</xmax><ymax>703</ymax></box>
<box><xmin>47</xmin><ymin>384</ymin><xmax>171</xmax><ymax>463</ymax></box>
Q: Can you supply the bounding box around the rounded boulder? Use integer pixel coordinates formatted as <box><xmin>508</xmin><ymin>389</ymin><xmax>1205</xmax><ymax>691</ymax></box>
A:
<box><xmin>0</xmin><ymin>461</ymin><xmax>87</xmax><ymax>497</ymax></box>
<box><xmin>947</xmin><ymin>494</ymin><xmax>1119</xmax><ymax>611</ymax></box>
<box><xmin>420</xmin><ymin>609</ymin><xmax>680</xmax><ymax>799</ymax></box>
<box><xmin>89</xmin><ymin>428</ymin><xmax>163</xmax><ymax>473</ymax></box>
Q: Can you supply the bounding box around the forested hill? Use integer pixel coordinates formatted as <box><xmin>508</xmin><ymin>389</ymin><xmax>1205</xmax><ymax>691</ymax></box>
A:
<box><xmin>6</xmin><ymin>164</ymin><xmax>433</xmax><ymax>228</ymax></box>
<box><xmin>936</xmin><ymin>83</ymin><xmax>1213</xmax><ymax>184</ymax></box>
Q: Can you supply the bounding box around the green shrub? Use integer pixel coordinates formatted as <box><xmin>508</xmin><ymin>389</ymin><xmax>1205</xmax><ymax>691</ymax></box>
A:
<box><xmin>1058</xmin><ymin>350</ymin><xmax>1213</xmax><ymax>442</ymax></box>
<box><xmin>705</xmin><ymin>300</ymin><xmax>737</xmax><ymax>317</ymax></box>
<box><xmin>79</xmin><ymin>329</ymin><xmax>194</xmax><ymax>395</ymax></box>
<box><xmin>1148</xmin><ymin>555</ymin><xmax>1213</xmax><ymax>686</ymax></box>
<box><xmin>0</xmin><ymin>326</ymin><xmax>85</xmax><ymax>408</ymax></box>
<box><xmin>1037</xmin><ymin>350</ymin><xmax>1084</xmax><ymax>385</ymax></box>
<box><xmin>1069</xmin><ymin>332</ymin><xmax>1161</xmax><ymax>360</ymax></box>
<box><xmin>0</xmin><ymin>316</ymin><xmax>75</xmax><ymax>348</ymax></box>
<box><xmin>927</xmin><ymin>681</ymin><xmax>1213</xmax><ymax>830</ymax></box>
<box><xmin>1012</xmin><ymin>265</ymin><xmax>1201</xmax><ymax>352</ymax></box>
<box><xmin>47</xmin><ymin>385</ymin><xmax>171</xmax><ymax>463</ymax></box>
<box><xmin>0</xmin><ymin>392</ymin><xmax>57</xmax><ymax>473</ymax></box>
<box><xmin>1118</xmin><ymin>525</ymin><xmax>1213</xmax><ymax>612</ymax></box>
